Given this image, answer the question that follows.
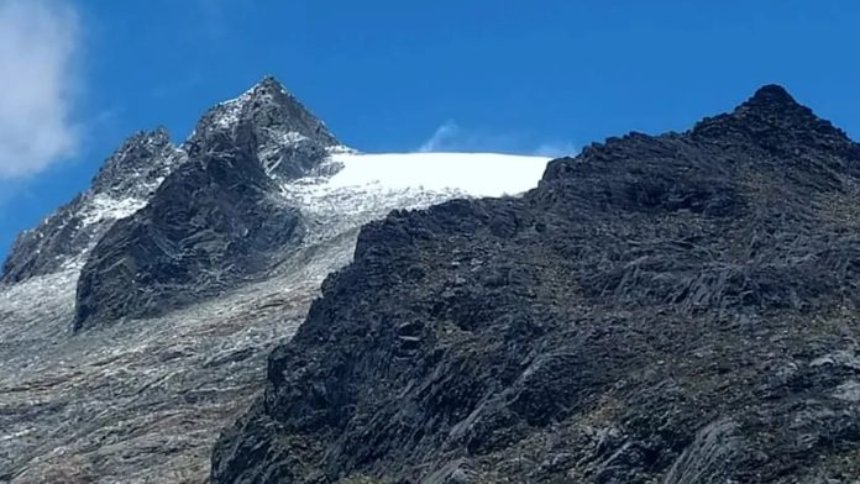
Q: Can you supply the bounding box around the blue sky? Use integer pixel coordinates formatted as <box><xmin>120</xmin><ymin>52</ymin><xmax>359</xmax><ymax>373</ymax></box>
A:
<box><xmin>1</xmin><ymin>0</ymin><xmax>860</xmax><ymax>261</ymax></box>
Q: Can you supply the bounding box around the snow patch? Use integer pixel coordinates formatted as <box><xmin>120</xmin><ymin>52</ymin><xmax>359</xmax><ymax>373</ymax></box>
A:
<box><xmin>211</xmin><ymin>89</ymin><xmax>254</xmax><ymax>129</ymax></box>
<box><xmin>210</xmin><ymin>81</ymin><xmax>282</xmax><ymax>130</ymax></box>
<box><xmin>81</xmin><ymin>194</ymin><xmax>148</xmax><ymax>225</ymax></box>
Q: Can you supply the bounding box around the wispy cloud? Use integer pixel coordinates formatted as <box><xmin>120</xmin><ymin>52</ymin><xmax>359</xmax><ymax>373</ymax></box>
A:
<box><xmin>418</xmin><ymin>120</ymin><xmax>577</xmax><ymax>157</ymax></box>
<box><xmin>0</xmin><ymin>0</ymin><xmax>81</xmax><ymax>179</ymax></box>
<box><xmin>194</xmin><ymin>0</ymin><xmax>244</xmax><ymax>41</ymax></box>
<box><xmin>418</xmin><ymin>120</ymin><xmax>461</xmax><ymax>152</ymax></box>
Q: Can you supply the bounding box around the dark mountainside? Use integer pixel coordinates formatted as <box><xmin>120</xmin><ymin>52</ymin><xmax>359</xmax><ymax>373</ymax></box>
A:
<box><xmin>73</xmin><ymin>78</ymin><xmax>340</xmax><ymax>331</ymax></box>
<box><xmin>212</xmin><ymin>86</ymin><xmax>860</xmax><ymax>483</ymax></box>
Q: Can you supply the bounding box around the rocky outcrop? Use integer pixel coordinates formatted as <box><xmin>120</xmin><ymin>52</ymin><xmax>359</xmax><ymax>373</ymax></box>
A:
<box><xmin>0</xmin><ymin>129</ymin><xmax>186</xmax><ymax>284</ymax></box>
<box><xmin>2</xmin><ymin>78</ymin><xmax>548</xmax><ymax>482</ymax></box>
<box><xmin>186</xmin><ymin>75</ymin><xmax>341</xmax><ymax>180</ymax></box>
<box><xmin>212</xmin><ymin>85</ymin><xmax>860</xmax><ymax>483</ymax></box>
<box><xmin>72</xmin><ymin>77</ymin><xmax>343</xmax><ymax>331</ymax></box>
<box><xmin>73</xmin><ymin>131</ymin><xmax>304</xmax><ymax>331</ymax></box>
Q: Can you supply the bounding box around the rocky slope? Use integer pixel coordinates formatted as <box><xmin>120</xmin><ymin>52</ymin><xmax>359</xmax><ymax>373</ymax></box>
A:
<box><xmin>0</xmin><ymin>77</ymin><xmax>548</xmax><ymax>483</ymax></box>
<box><xmin>212</xmin><ymin>85</ymin><xmax>860</xmax><ymax>483</ymax></box>
<box><xmin>0</xmin><ymin>129</ymin><xmax>186</xmax><ymax>284</ymax></box>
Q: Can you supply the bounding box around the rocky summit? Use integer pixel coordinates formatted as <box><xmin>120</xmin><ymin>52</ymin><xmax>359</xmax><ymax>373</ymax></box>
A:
<box><xmin>0</xmin><ymin>77</ymin><xmax>548</xmax><ymax>483</ymax></box>
<box><xmin>1</xmin><ymin>129</ymin><xmax>187</xmax><ymax>285</ymax></box>
<box><xmin>211</xmin><ymin>85</ymin><xmax>860</xmax><ymax>483</ymax></box>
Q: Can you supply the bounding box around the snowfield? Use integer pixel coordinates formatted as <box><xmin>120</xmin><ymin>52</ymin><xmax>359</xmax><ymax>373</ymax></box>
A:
<box><xmin>280</xmin><ymin>151</ymin><xmax>551</xmax><ymax>247</ymax></box>
<box><xmin>325</xmin><ymin>152</ymin><xmax>550</xmax><ymax>196</ymax></box>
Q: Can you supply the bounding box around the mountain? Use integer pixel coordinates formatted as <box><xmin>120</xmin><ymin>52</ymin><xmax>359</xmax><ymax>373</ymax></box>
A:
<box><xmin>0</xmin><ymin>129</ymin><xmax>186</xmax><ymax>284</ymax></box>
<box><xmin>211</xmin><ymin>86</ymin><xmax>860</xmax><ymax>483</ymax></box>
<box><xmin>72</xmin><ymin>76</ymin><xmax>340</xmax><ymax>331</ymax></box>
<box><xmin>0</xmin><ymin>77</ymin><xmax>548</xmax><ymax>482</ymax></box>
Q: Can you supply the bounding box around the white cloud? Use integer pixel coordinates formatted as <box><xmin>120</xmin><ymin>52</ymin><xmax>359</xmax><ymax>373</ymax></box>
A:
<box><xmin>0</xmin><ymin>0</ymin><xmax>81</xmax><ymax>179</ymax></box>
<box><xmin>418</xmin><ymin>120</ymin><xmax>577</xmax><ymax>157</ymax></box>
<box><xmin>418</xmin><ymin>120</ymin><xmax>461</xmax><ymax>152</ymax></box>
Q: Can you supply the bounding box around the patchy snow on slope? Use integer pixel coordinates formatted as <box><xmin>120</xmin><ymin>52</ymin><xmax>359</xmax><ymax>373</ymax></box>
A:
<box><xmin>81</xmin><ymin>194</ymin><xmax>148</xmax><ymax>225</ymax></box>
<box><xmin>212</xmin><ymin>90</ymin><xmax>253</xmax><ymax>129</ymax></box>
<box><xmin>0</xmin><ymin>149</ymin><xmax>551</xmax><ymax>482</ymax></box>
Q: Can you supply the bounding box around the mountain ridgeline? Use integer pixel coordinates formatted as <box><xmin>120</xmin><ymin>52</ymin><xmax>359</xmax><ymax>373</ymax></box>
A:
<box><xmin>0</xmin><ymin>129</ymin><xmax>186</xmax><ymax>284</ymax></box>
<box><xmin>3</xmin><ymin>81</ymin><xmax>860</xmax><ymax>483</ymax></box>
<box><xmin>211</xmin><ymin>86</ymin><xmax>860</xmax><ymax>483</ymax></box>
<box><xmin>1</xmin><ymin>77</ymin><xmax>343</xmax><ymax>332</ymax></box>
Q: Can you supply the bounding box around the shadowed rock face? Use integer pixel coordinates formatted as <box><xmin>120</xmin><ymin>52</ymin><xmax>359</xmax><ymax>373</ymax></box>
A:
<box><xmin>3</xmin><ymin>76</ymin><xmax>536</xmax><ymax>483</ymax></box>
<box><xmin>212</xmin><ymin>86</ymin><xmax>860</xmax><ymax>483</ymax></box>
<box><xmin>73</xmin><ymin>77</ymin><xmax>342</xmax><ymax>332</ymax></box>
<box><xmin>73</xmin><ymin>130</ymin><xmax>305</xmax><ymax>331</ymax></box>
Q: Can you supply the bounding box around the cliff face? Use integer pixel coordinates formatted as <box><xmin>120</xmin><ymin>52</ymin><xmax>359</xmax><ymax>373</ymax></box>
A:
<box><xmin>212</xmin><ymin>86</ymin><xmax>860</xmax><ymax>483</ymax></box>
<box><xmin>73</xmin><ymin>131</ymin><xmax>305</xmax><ymax>330</ymax></box>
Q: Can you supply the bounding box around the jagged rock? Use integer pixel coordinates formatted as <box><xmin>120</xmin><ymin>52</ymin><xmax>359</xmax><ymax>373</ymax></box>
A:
<box><xmin>212</xmin><ymin>86</ymin><xmax>860</xmax><ymax>483</ymax></box>
<box><xmin>72</xmin><ymin>77</ymin><xmax>344</xmax><ymax>331</ymax></box>
<box><xmin>0</xmin><ymin>128</ymin><xmax>186</xmax><ymax>284</ymax></box>
<box><xmin>186</xmin><ymin>75</ymin><xmax>341</xmax><ymax>180</ymax></box>
<box><xmin>74</xmin><ymin>129</ymin><xmax>305</xmax><ymax>331</ymax></box>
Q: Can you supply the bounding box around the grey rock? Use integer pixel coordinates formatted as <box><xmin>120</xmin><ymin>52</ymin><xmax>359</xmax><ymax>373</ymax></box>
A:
<box><xmin>73</xmin><ymin>129</ymin><xmax>305</xmax><ymax>331</ymax></box>
<box><xmin>0</xmin><ymin>76</ymin><xmax>507</xmax><ymax>483</ymax></box>
<box><xmin>73</xmin><ymin>77</ymin><xmax>343</xmax><ymax>331</ymax></box>
<box><xmin>212</xmin><ymin>85</ymin><xmax>860</xmax><ymax>483</ymax></box>
<box><xmin>0</xmin><ymin>128</ymin><xmax>186</xmax><ymax>284</ymax></box>
<box><xmin>663</xmin><ymin>419</ymin><xmax>745</xmax><ymax>484</ymax></box>
<box><xmin>186</xmin><ymin>75</ymin><xmax>340</xmax><ymax>180</ymax></box>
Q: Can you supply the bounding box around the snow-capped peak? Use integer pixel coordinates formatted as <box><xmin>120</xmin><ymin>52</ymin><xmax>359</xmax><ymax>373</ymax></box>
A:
<box><xmin>190</xmin><ymin>75</ymin><xmax>337</xmax><ymax>143</ymax></box>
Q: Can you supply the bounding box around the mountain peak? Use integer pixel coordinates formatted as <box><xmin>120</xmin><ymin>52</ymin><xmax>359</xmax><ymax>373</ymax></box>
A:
<box><xmin>222</xmin><ymin>75</ymin><xmax>291</xmax><ymax>109</ymax></box>
<box><xmin>91</xmin><ymin>127</ymin><xmax>184</xmax><ymax>197</ymax></box>
<box><xmin>745</xmin><ymin>83</ymin><xmax>797</xmax><ymax>107</ymax></box>
<box><xmin>690</xmin><ymin>84</ymin><xmax>856</xmax><ymax>156</ymax></box>
<box><xmin>1</xmin><ymin>128</ymin><xmax>186</xmax><ymax>284</ymax></box>
<box><xmin>189</xmin><ymin>76</ymin><xmax>338</xmax><ymax>144</ymax></box>
<box><xmin>254</xmin><ymin>74</ymin><xmax>288</xmax><ymax>94</ymax></box>
<box><xmin>731</xmin><ymin>83</ymin><xmax>813</xmax><ymax>120</ymax></box>
<box><xmin>186</xmin><ymin>76</ymin><xmax>342</xmax><ymax>179</ymax></box>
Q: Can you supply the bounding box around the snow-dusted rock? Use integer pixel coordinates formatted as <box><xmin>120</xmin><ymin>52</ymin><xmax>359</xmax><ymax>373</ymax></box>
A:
<box><xmin>1</xmin><ymin>128</ymin><xmax>186</xmax><ymax>284</ymax></box>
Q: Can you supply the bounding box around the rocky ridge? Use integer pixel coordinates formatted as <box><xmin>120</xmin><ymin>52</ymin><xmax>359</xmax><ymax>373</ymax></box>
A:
<box><xmin>0</xmin><ymin>129</ymin><xmax>186</xmax><ymax>284</ymax></box>
<box><xmin>212</xmin><ymin>85</ymin><xmax>860</xmax><ymax>483</ymax></box>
